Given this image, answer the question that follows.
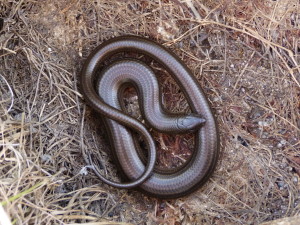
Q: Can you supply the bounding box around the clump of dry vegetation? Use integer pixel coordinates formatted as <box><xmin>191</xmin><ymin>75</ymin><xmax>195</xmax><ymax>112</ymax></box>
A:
<box><xmin>0</xmin><ymin>0</ymin><xmax>299</xmax><ymax>224</ymax></box>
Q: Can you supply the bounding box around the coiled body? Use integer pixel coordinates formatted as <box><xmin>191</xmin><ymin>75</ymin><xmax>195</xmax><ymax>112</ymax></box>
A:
<box><xmin>80</xmin><ymin>36</ymin><xmax>219</xmax><ymax>198</ymax></box>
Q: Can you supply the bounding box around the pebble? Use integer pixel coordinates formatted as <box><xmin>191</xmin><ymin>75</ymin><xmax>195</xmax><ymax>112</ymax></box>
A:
<box><xmin>292</xmin><ymin>176</ymin><xmax>298</xmax><ymax>184</ymax></box>
<box><xmin>258</xmin><ymin>121</ymin><xmax>269</xmax><ymax>127</ymax></box>
<box><xmin>277</xmin><ymin>180</ymin><xmax>285</xmax><ymax>189</ymax></box>
<box><xmin>277</xmin><ymin>140</ymin><xmax>287</xmax><ymax>148</ymax></box>
<box><xmin>41</xmin><ymin>154</ymin><xmax>52</xmax><ymax>163</ymax></box>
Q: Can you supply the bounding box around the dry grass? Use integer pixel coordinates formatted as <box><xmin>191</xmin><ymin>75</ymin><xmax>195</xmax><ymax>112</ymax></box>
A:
<box><xmin>0</xmin><ymin>0</ymin><xmax>299</xmax><ymax>224</ymax></box>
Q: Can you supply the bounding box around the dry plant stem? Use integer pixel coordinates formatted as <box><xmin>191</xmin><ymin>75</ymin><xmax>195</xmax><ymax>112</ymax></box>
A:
<box><xmin>0</xmin><ymin>74</ymin><xmax>14</xmax><ymax>113</ymax></box>
<box><xmin>232</xmin><ymin>51</ymin><xmax>255</xmax><ymax>91</ymax></box>
<box><xmin>167</xmin><ymin>18</ymin><xmax>300</xmax><ymax>88</ymax></box>
<box><xmin>67</xmin><ymin>222</ymin><xmax>134</xmax><ymax>225</ymax></box>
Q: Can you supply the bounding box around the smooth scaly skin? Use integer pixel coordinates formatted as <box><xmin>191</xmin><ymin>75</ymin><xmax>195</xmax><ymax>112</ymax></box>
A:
<box><xmin>80</xmin><ymin>36</ymin><xmax>219</xmax><ymax>198</ymax></box>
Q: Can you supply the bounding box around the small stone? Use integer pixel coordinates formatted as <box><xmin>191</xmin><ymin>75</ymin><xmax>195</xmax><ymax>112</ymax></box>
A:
<box><xmin>79</xmin><ymin>166</ymin><xmax>89</xmax><ymax>175</ymax></box>
<box><xmin>277</xmin><ymin>181</ymin><xmax>285</xmax><ymax>188</ymax></box>
<box><xmin>258</xmin><ymin>121</ymin><xmax>269</xmax><ymax>127</ymax></box>
<box><xmin>277</xmin><ymin>140</ymin><xmax>287</xmax><ymax>148</ymax></box>
<box><xmin>292</xmin><ymin>176</ymin><xmax>298</xmax><ymax>184</ymax></box>
<box><xmin>41</xmin><ymin>154</ymin><xmax>52</xmax><ymax>163</ymax></box>
<box><xmin>279</xmin><ymin>163</ymin><xmax>287</xmax><ymax>169</ymax></box>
